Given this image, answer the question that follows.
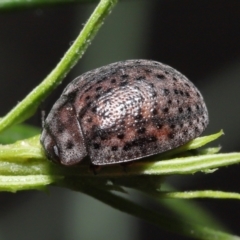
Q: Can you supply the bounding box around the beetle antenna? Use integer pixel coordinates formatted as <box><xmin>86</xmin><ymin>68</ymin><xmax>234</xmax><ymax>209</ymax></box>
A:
<box><xmin>41</xmin><ymin>110</ymin><xmax>46</xmax><ymax>128</ymax></box>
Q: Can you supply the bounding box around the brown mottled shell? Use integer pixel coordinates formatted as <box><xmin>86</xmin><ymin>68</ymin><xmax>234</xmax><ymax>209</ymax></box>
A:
<box><xmin>40</xmin><ymin>59</ymin><xmax>209</xmax><ymax>166</ymax></box>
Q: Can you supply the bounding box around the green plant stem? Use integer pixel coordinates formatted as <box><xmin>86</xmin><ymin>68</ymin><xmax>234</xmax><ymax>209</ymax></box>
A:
<box><xmin>0</xmin><ymin>0</ymin><xmax>117</xmax><ymax>133</ymax></box>
<box><xmin>0</xmin><ymin>0</ymin><xmax>96</xmax><ymax>11</ymax></box>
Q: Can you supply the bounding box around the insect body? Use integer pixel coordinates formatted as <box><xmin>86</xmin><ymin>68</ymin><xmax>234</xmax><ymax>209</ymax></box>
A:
<box><xmin>41</xmin><ymin>60</ymin><xmax>209</xmax><ymax>166</ymax></box>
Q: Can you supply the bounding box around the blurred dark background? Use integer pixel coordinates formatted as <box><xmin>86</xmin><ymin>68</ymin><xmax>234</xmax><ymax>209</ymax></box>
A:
<box><xmin>0</xmin><ymin>0</ymin><xmax>240</xmax><ymax>239</ymax></box>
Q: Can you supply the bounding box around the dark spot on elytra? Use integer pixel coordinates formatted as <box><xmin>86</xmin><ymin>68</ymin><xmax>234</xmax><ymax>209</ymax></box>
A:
<box><xmin>91</xmin><ymin>106</ymin><xmax>97</xmax><ymax>113</ymax></box>
<box><xmin>135</xmin><ymin>114</ymin><xmax>143</xmax><ymax>120</ymax></box>
<box><xmin>112</xmin><ymin>146</ymin><xmax>118</xmax><ymax>151</ymax></box>
<box><xmin>96</xmin><ymin>79</ymin><xmax>103</xmax><ymax>84</ymax></box>
<box><xmin>164</xmin><ymin>89</ymin><xmax>170</xmax><ymax>95</ymax></box>
<box><xmin>111</xmin><ymin>79</ymin><xmax>116</xmax><ymax>84</ymax></box>
<box><xmin>117</xmin><ymin>133</ymin><xmax>125</xmax><ymax>139</ymax></box>
<box><xmin>152</xmin><ymin>117</ymin><xmax>163</xmax><ymax>129</ymax></box>
<box><xmin>165</xmin><ymin>71</ymin><xmax>169</xmax><ymax>75</ymax></box>
<box><xmin>174</xmin><ymin>89</ymin><xmax>179</xmax><ymax>94</ymax></box>
<box><xmin>187</xmin><ymin>107</ymin><xmax>192</xmax><ymax>113</ymax></box>
<box><xmin>178</xmin><ymin>107</ymin><xmax>183</xmax><ymax>113</ymax></box>
<box><xmin>152</xmin><ymin>109</ymin><xmax>158</xmax><ymax>115</ymax></box>
<box><xmin>95</xmin><ymin>94</ymin><xmax>101</xmax><ymax>99</ymax></box>
<box><xmin>93</xmin><ymin>143</ymin><xmax>100</xmax><ymax>149</ymax></box>
<box><xmin>156</xmin><ymin>123</ymin><xmax>162</xmax><ymax>129</ymax></box>
<box><xmin>183</xmin><ymin>130</ymin><xmax>188</xmax><ymax>135</ymax></box>
<box><xmin>137</xmin><ymin>127</ymin><xmax>146</xmax><ymax>134</ymax></box>
<box><xmin>152</xmin><ymin>91</ymin><xmax>157</xmax><ymax>98</ymax></box>
<box><xmin>196</xmin><ymin>105</ymin><xmax>200</xmax><ymax>110</ymax></box>
<box><xmin>119</xmin><ymin>81</ymin><xmax>128</xmax><ymax>87</ymax></box>
<box><xmin>57</xmin><ymin>124</ymin><xmax>65</xmax><ymax>133</ymax></box>
<box><xmin>121</xmin><ymin>74</ymin><xmax>129</xmax><ymax>79</ymax></box>
<box><xmin>180</xmin><ymin>90</ymin><xmax>184</xmax><ymax>96</ymax></box>
<box><xmin>195</xmin><ymin>127</ymin><xmax>199</xmax><ymax>132</ymax></box>
<box><xmin>170</xmin><ymin>124</ymin><xmax>176</xmax><ymax>129</ymax></box>
<box><xmin>98</xmin><ymin>130</ymin><xmax>108</xmax><ymax>140</ymax></box>
<box><xmin>185</xmin><ymin>92</ymin><xmax>190</xmax><ymax>97</ymax></box>
<box><xmin>131</xmin><ymin>136</ymin><xmax>157</xmax><ymax>147</ymax></box>
<box><xmin>156</xmin><ymin>74</ymin><xmax>166</xmax><ymax>80</ymax></box>
<box><xmin>66</xmin><ymin>141</ymin><xmax>74</xmax><ymax>149</ymax></box>
<box><xmin>119</xmin><ymin>120</ymin><xmax>125</xmax><ymax>126</ymax></box>
<box><xmin>105</xmin><ymin>88</ymin><xmax>112</xmax><ymax>93</ymax></box>
<box><xmin>185</xmin><ymin>83</ymin><xmax>190</xmax><ymax>88</ymax></box>
<box><xmin>168</xmin><ymin>132</ymin><xmax>175</xmax><ymax>139</ymax></box>
<box><xmin>123</xmin><ymin>143</ymin><xmax>131</xmax><ymax>151</ymax></box>
<box><xmin>163</xmin><ymin>108</ymin><xmax>169</xmax><ymax>113</ymax></box>
<box><xmin>168</xmin><ymin>100</ymin><xmax>172</xmax><ymax>104</ymax></box>
<box><xmin>85</xmin><ymin>95</ymin><xmax>90</xmax><ymax>101</ymax></box>
<box><xmin>96</xmin><ymin>86</ymin><xmax>102</xmax><ymax>91</ymax></box>
<box><xmin>145</xmin><ymin>69</ymin><xmax>152</xmax><ymax>73</ymax></box>
<box><xmin>87</xmin><ymin>117</ymin><xmax>92</xmax><ymax>123</ymax></box>
<box><xmin>96</xmin><ymin>75</ymin><xmax>106</xmax><ymax>84</ymax></box>
<box><xmin>196</xmin><ymin>92</ymin><xmax>200</xmax><ymax>97</ymax></box>
<box><xmin>85</xmin><ymin>102</ymin><xmax>92</xmax><ymax>109</ymax></box>
<box><xmin>136</xmin><ymin>76</ymin><xmax>146</xmax><ymax>81</ymax></box>
<box><xmin>147</xmin><ymin>136</ymin><xmax>157</xmax><ymax>142</ymax></box>
<box><xmin>173</xmin><ymin>77</ymin><xmax>177</xmax><ymax>81</ymax></box>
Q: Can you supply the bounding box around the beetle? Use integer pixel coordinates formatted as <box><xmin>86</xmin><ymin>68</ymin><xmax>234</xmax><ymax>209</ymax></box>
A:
<box><xmin>41</xmin><ymin>59</ymin><xmax>208</xmax><ymax>166</ymax></box>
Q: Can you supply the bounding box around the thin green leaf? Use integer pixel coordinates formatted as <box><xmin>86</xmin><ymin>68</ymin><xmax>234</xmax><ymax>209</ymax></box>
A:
<box><xmin>0</xmin><ymin>175</ymin><xmax>62</xmax><ymax>192</ymax></box>
<box><xmin>153</xmin><ymin>130</ymin><xmax>223</xmax><ymax>160</ymax></box>
<box><xmin>161</xmin><ymin>190</ymin><xmax>240</xmax><ymax>200</ymax></box>
<box><xmin>0</xmin><ymin>136</ymin><xmax>43</xmax><ymax>161</ymax></box>
<box><xmin>96</xmin><ymin>152</ymin><xmax>240</xmax><ymax>177</ymax></box>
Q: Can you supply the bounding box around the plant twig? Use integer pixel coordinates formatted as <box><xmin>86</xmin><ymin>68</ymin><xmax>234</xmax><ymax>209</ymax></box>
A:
<box><xmin>0</xmin><ymin>0</ymin><xmax>96</xmax><ymax>11</ymax></box>
<box><xmin>0</xmin><ymin>0</ymin><xmax>118</xmax><ymax>133</ymax></box>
